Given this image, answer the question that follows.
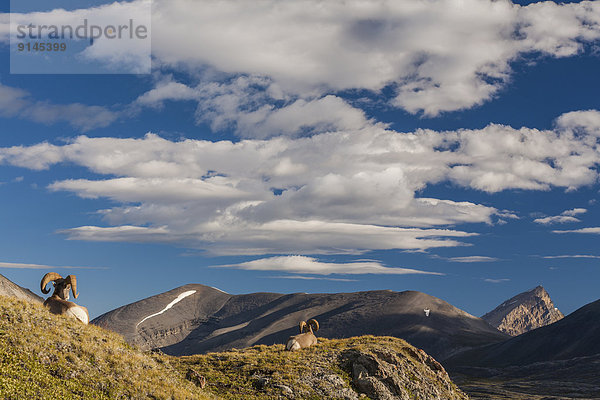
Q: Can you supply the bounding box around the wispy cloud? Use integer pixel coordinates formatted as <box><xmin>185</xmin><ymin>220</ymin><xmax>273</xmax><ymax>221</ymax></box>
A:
<box><xmin>266</xmin><ymin>275</ymin><xmax>358</xmax><ymax>282</ymax></box>
<box><xmin>484</xmin><ymin>278</ymin><xmax>510</xmax><ymax>283</ymax></box>
<box><xmin>447</xmin><ymin>256</ymin><xmax>499</xmax><ymax>263</ymax></box>
<box><xmin>213</xmin><ymin>256</ymin><xmax>444</xmax><ymax>276</ymax></box>
<box><xmin>553</xmin><ymin>227</ymin><xmax>600</xmax><ymax>235</ymax></box>
<box><xmin>542</xmin><ymin>255</ymin><xmax>600</xmax><ymax>259</ymax></box>
<box><xmin>0</xmin><ymin>261</ymin><xmax>107</xmax><ymax>270</ymax></box>
<box><xmin>0</xmin><ymin>83</ymin><xmax>121</xmax><ymax>132</ymax></box>
<box><xmin>534</xmin><ymin>208</ymin><xmax>587</xmax><ymax>225</ymax></box>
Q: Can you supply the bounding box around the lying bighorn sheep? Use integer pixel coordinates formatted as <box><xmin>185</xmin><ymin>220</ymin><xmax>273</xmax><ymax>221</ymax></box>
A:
<box><xmin>285</xmin><ymin>319</ymin><xmax>319</xmax><ymax>351</ymax></box>
<box><xmin>40</xmin><ymin>272</ymin><xmax>89</xmax><ymax>324</ymax></box>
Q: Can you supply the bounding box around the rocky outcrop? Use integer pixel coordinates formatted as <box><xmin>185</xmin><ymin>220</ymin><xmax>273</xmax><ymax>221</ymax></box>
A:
<box><xmin>482</xmin><ymin>286</ymin><xmax>563</xmax><ymax>336</ymax></box>
<box><xmin>175</xmin><ymin>335</ymin><xmax>469</xmax><ymax>400</ymax></box>
<box><xmin>347</xmin><ymin>345</ymin><xmax>466</xmax><ymax>400</ymax></box>
<box><xmin>0</xmin><ymin>273</ymin><xmax>42</xmax><ymax>303</ymax></box>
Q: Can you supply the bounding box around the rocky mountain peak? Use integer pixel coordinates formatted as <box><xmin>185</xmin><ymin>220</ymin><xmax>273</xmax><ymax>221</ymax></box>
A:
<box><xmin>482</xmin><ymin>285</ymin><xmax>564</xmax><ymax>336</ymax></box>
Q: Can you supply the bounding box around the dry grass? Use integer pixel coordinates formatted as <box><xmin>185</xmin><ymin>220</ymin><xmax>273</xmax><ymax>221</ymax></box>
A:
<box><xmin>0</xmin><ymin>296</ymin><xmax>212</xmax><ymax>400</ymax></box>
<box><xmin>168</xmin><ymin>335</ymin><xmax>461</xmax><ymax>400</ymax></box>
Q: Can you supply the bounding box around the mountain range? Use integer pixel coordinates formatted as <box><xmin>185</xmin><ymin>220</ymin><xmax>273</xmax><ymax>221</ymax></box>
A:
<box><xmin>91</xmin><ymin>284</ymin><xmax>508</xmax><ymax>360</ymax></box>
<box><xmin>2</xmin><ymin>272</ymin><xmax>598</xmax><ymax>398</ymax></box>
<box><xmin>448</xmin><ymin>296</ymin><xmax>600</xmax><ymax>368</ymax></box>
<box><xmin>447</xmin><ymin>295</ymin><xmax>600</xmax><ymax>399</ymax></box>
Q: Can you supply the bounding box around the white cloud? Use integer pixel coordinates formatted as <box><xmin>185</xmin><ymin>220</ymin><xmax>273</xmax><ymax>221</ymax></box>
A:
<box><xmin>135</xmin><ymin>75</ymin><xmax>373</xmax><ymax>138</ymax></box>
<box><xmin>1</xmin><ymin>110</ymin><xmax>600</xmax><ymax>255</ymax></box>
<box><xmin>4</xmin><ymin>0</ymin><xmax>598</xmax><ymax>116</ymax></box>
<box><xmin>535</xmin><ymin>215</ymin><xmax>580</xmax><ymax>224</ymax></box>
<box><xmin>556</xmin><ymin>110</ymin><xmax>600</xmax><ymax>137</ymax></box>
<box><xmin>59</xmin><ymin>222</ymin><xmax>473</xmax><ymax>256</ymax></box>
<box><xmin>214</xmin><ymin>256</ymin><xmax>443</xmax><ymax>276</ymax></box>
<box><xmin>266</xmin><ymin>275</ymin><xmax>357</xmax><ymax>282</ymax></box>
<box><xmin>447</xmin><ymin>256</ymin><xmax>499</xmax><ymax>263</ymax></box>
<box><xmin>484</xmin><ymin>278</ymin><xmax>510</xmax><ymax>283</ymax></box>
<box><xmin>148</xmin><ymin>0</ymin><xmax>600</xmax><ymax>115</ymax></box>
<box><xmin>562</xmin><ymin>208</ymin><xmax>588</xmax><ymax>216</ymax></box>
<box><xmin>534</xmin><ymin>208</ymin><xmax>587</xmax><ymax>224</ymax></box>
<box><xmin>553</xmin><ymin>227</ymin><xmax>600</xmax><ymax>234</ymax></box>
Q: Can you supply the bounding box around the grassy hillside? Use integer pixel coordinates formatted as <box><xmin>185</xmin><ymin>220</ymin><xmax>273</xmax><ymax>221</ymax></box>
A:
<box><xmin>0</xmin><ymin>294</ymin><xmax>468</xmax><ymax>399</ymax></box>
<box><xmin>168</xmin><ymin>335</ymin><xmax>469</xmax><ymax>400</ymax></box>
<box><xmin>0</xmin><ymin>295</ymin><xmax>211</xmax><ymax>400</ymax></box>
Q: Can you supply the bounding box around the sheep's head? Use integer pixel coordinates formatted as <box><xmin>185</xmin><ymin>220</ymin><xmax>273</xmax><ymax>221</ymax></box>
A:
<box><xmin>298</xmin><ymin>319</ymin><xmax>319</xmax><ymax>333</ymax></box>
<box><xmin>41</xmin><ymin>272</ymin><xmax>79</xmax><ymax>300</ymax></box>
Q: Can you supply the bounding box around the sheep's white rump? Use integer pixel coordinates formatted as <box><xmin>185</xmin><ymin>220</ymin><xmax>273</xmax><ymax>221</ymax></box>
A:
<box><xmin>66</xmin><ymin>306</ymin><xmax>89</xmax><ymax>324</ymax></box>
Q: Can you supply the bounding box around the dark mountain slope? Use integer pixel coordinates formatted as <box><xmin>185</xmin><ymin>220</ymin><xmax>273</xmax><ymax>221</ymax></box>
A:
<box><xmin>447</xmin><ymin>298</ymin><xmax>600</xmax><ymax>368</ymax></box>
<box><xmin>93</xmin><ymin>285</ymin><xmax>508</xmax><ymax>360</ymax></box>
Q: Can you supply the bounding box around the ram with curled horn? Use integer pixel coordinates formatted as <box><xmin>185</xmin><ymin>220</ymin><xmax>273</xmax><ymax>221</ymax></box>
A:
<box><xmin>285</xmin><ymin>319</ymin><xmax>319</xmax><ymax>351</ymax></box>
<box><xmin>40</xmin><ymin>272</ymin><xmax>89</xmax><ymax>324</ymax></box>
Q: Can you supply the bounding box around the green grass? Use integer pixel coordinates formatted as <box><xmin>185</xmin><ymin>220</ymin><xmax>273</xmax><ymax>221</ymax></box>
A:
<box><xmin>0</xmin><ymin>295</ymin><xmax>212</xmax><ymax>400</ymax></box>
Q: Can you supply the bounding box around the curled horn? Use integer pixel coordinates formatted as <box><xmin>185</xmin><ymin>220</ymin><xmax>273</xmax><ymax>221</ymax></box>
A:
<box><xmin>299</xmin><ymin>321</ymin><xmax>308</xmax><ymax>333</ymax></box>
<box><xmin>41</xmin><ymin>272</ymin><xmax>63</xmax><ymax>294</ymax></box>
<box><xmin>65</xmin><ymin>275</ymin><xmax>79</xmax><ymax>299</ymax></box>
<box><xmin>307</xmin><ymin>319</ymin><xmax>319</xmax><ymax>333</ymax></box>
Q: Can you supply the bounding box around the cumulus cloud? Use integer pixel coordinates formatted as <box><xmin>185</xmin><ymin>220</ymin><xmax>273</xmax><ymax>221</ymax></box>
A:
<box><xmin>556</xmin><ymin>110</ymin><xmax>600</xmax><ymax>137</ymax></box>
<box><xmin>534</xmin><ymin>208</ymin><xmax>587</xmax><ymax>224</ymax></box>
<box><xmin>135</xmin><ymin>75</ymin><xmax>372</xmax><ymax>138</ymax></box>
<box><xmin>213</xmin><ymin>256</ymin><xmax>443</xmax><ymax>276</ymax></box>
<box><xmin>148</xmin><ymin>0</ymin><xmax>600</xmax><ymax>115</ymax></box>
<box><xmin>1</xmin><ymin>110</ymin><xmax>600</xmax><ymax>255</ymax></box>
<box><xmin>4</xmin><ymin>0</ymin><xmax>599</xmax><ymax>116</ymax></box>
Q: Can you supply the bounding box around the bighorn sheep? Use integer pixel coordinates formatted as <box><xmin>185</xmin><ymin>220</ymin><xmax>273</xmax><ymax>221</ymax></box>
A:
<box><xmin>40</xmin><ymin>272</ymin><xmax>89</xmax><ymax>324</ymax></box>
<box><xmin>285</xmin><ymin>319</ymin><xmax>319</xmax><ymax>351</ymax></box>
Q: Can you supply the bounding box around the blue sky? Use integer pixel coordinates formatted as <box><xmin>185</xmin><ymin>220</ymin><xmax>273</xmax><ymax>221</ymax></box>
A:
<box><xmin>1</xmin><ymin>0</ymin><xmax>600</xmax><ymax>319</ymax></box>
